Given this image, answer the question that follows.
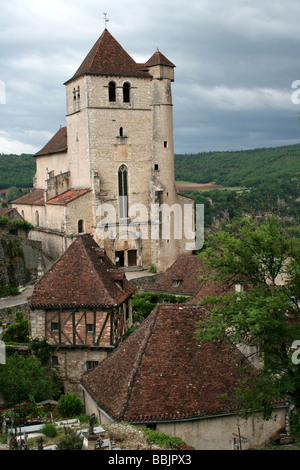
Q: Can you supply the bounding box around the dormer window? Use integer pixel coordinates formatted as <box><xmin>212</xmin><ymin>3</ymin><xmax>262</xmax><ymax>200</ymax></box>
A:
<box><xmin>109</xmin><ymin>81</ymin><xmax>116</xmax><ymax>102</ymax></box>
<box><xmin>172</xmin><ymin>276</ymin><xmax>182</xmax><ymax>287</ymax></box>
<box><xmin>123</xmin><ymin>82</ymin><xmax>130</xmax><ymax>103</ymax></box>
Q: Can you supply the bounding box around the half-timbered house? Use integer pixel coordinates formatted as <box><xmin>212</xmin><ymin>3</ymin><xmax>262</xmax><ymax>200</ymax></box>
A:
<box><xmin>28</xmin><ymin>233</ymin><xmax>135</xmax><ymax>393</ymax></box>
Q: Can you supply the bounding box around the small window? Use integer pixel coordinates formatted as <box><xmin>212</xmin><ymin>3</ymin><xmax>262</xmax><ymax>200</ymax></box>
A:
<box><xmin>123</xmin><ymin>82</ymin><xmax>130</xmax><ymax>103</ymax></box>
<box><xmin>119</xmin><ymin>127</ymin><xmax>123</xmax><ymax>137</ymax></box>
<box><xmin>51</xmin><ymin>322</ymin><xmax>59</xmax><ymax>332</ymax></box>
<box><xmin>108</xmin><ymin>81</ymin><xmax>116</xmax><ymax>102</ymax></box>
<box><xmin>78</xmin><ymin>219</ymin><xmax>84</xmax><ymax>233</ymax></box>
<box><xmin>52</xmin><ymin>356</ymin><xmax>59</xmax><ymax>366</ymax></box>
<box><xmin>86</xmin><ymin>361</ymin><xmax>98</xmax><ymax>371</ymax></box>
<box><xmin>87</xmin><ymin>324</ymin><xmax>94</xmax><ymax>334</ymax></box>
<box><xmin>164</xmin><ymin>141</ymin><xmax>168</xmax><ymax>148</ymax></box>
<box><xmin>154</xmin><ymin>163</ymin><xmax>159</xmax><ymax>171</ymax></box>
<box><xmin>73</xmin><ymin>88</ymin><xmax>76</xmax><ymax>100</ymax></box>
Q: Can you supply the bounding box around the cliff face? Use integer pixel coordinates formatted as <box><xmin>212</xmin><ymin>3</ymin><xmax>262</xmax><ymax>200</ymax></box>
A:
<box><xmin>0</xmin><ymin>234</ymin><xmax>29</xmax><ymax>288</ymax></box>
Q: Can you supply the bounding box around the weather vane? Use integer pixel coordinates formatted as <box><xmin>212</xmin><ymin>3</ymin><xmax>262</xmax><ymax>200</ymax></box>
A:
<box><xmin>104</xmin><ymin>13</ymin><xmax>109</xmax><ymax>29</ymax></box>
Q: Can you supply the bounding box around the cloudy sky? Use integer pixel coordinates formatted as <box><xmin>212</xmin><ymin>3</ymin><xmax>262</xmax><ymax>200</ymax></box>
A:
<box><xmin>1</xmin><ymin>0</ymin><xmax>300</xmax><ymax>155</ymax></box>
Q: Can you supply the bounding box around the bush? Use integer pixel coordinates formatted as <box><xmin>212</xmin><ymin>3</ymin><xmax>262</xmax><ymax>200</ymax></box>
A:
<box><xmin>56</xmin><ymin>430</ymin><xmax>83</xmax><ymax>450</ymax></box>
<box><xmin>56</xmin><ymin>393</ymin><xmax>84</xmax><ymax>418</ymax></box>
<box><xmin>41</xmin><ymin>423</ymin><xmax>57</xmax><ymax>438</ymax></box>
<box><xmin>143</xmin><ymin>428</ymin><xmax>186</xmax><ymax>449</ymax></box>
<box><xmin>2</xmin><ymin>311</ymin><xmax>29</xmax><ymax>344</ymax></box>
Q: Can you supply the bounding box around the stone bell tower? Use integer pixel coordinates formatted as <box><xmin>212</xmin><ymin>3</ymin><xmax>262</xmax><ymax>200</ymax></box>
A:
<box><xmin>58</xmin><ymin>29</ymin><xmax>194</xmax><ymax>270</ymax></box>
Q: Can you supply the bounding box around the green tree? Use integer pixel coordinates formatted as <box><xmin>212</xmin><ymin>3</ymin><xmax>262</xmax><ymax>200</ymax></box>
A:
<box><xmin>0</xmin><ymin>354</ymin><xmax>60</xmax><ymax>405</ymax></box>
<box><xmin>195</xmin><ymin>216</ymin><xmax>300</xmax><ymax>421</ymax></box>
<box><xmin>2</xmin><ymin>311</ymin><xmax>29</xmax><ymax>344</ymax></box>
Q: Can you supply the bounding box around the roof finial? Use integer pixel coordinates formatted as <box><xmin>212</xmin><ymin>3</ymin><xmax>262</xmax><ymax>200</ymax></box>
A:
<box><xmin>103</xmin><ymin>12</ymin><xmax>109</xmax><ymax>29</ymax></box>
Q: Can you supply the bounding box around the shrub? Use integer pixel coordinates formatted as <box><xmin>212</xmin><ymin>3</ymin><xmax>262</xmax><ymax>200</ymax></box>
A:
<box><xmin>143</xmin><ymin>428</ymin><xmax>186</xmax><ymax>449</ymax></box>
<box><xmin>2</xmin><ymin>311</ymin><xmax>29</xmax><ymax>344</ymax></box>
<box><xmin>41</xmin><ymin>423</ymin><xmax>57</xmax><ymax>438</ymax></box>
<box><xmin>56</xmin><ymin>430</ymin><xmax>83</xmax><ymax>450</ymax></box>
<box><xmin>56</xmin><ymin>393</ymin><xmax>84</xmax><ymax>418</ymax></box>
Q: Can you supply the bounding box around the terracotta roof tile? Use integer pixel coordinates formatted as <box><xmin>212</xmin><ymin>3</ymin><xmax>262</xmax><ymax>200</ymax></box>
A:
<box><xmin>148</xmin><ymin>255</ymin><xmax>203</xmax><ymax>296</ymax></box>
<box><xmin>66</xmin><ymin>29</ymin><xmax>152</xmax><ymax>83</ymax></box>
<box><xmin>12</xmin><ymin>189</ymin><xmax>45</xmax><ymax>206</ymax></box>
<box><xmin>0</xmin><ymin>207</ymin><xmax>15</xmax><ymax>217</ymax></box>
<box><xmin>148</xmin><ymin>254</ymin><xmax>233</xmax><ymax>300</ymax></box>
<box><xmin>34</xmin><ymin>126</ymin><xmax>67</xmax><ymax>157</ymax></box>
<box><xmin>29</xmin><ymin>234</ymin><xmax>135</xmax><ymax>309</ymax></box>
<box><xmin>144</xmin><ymin>50</ymin><xmax>175</xmax><ymax>68</ymax></box>
<box><xmin>47</xmin><ymin>189</ymin><xmax>91</xmax><ymax>205</ymax></box>
<box><xmin>81</xmin><ymin>304</ymin><xmax>256</xmax><ymax>422</ymax></box>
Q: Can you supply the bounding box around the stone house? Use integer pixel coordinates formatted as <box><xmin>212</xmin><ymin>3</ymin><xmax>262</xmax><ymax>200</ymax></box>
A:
<box><xmin>12</xmin><ymin>28</ymin><xmax>194</xmax><ymax>271</ymax></box>
<box><xmin>80</xmin><ymin>304</ymin><xmax>288</xmax><ymax>450</ymax></box>
<box><xmin>28</xmin><ymin>233</ymin><xmax>135</xmax><ymax>394</ymax></box>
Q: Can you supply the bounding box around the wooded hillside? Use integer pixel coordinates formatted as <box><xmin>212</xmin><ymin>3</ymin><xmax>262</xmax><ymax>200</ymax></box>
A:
<box><xmin>0</xmin><ymin>153</ymin><xmax>35</xmax><ymax>189</ymax></box>
<box><xmin>174</xmin><ymin>143</ymin><xmax>300</xmax><ymax>187</ymax></box>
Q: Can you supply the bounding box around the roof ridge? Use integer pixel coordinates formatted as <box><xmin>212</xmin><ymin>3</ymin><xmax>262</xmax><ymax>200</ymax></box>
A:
<box><xmin>120</xmin><ymin>305</ymin><xmax>159</xmax><ymax>420</ymax></box>
<box><xmin>81</xmin><ymin>235</ymin><xmax>118</xmax><ymax>307</ymax></box>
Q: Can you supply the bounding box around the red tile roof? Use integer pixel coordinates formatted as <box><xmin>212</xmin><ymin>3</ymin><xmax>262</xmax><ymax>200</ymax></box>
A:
<box><xmin>66</xmin><ymin>29</ymin><xmax>152</xmax><ymax>84</ymax></box>
<box><xmin>0</xmin><ymin>207</ymin><xmax>15</xmax><ymax>217</ymax></box>
<box><xmin>148</xmin><ymin>254</ymin><xmax>233</xmax><ymax>300</ymax></box>
<box><xmin>47</xmin><ymin>189</ymin><xmax>91</xmax><ymax>206</ymax></box>
<box><xmin>29</xmin><ymin>234</ymin><xmax>135</xmax><ymax>309</ymax></box>
<box><xmin>81</xmin><ymin>304</ymin><xmax>256</xmax><ymax>422</ymax></box>
<box><xmin>34</xmin><ymin>126</ymin><xmax>67</xmax><ymax>157</ymax></box>
<box><xmin>12</xmin><ymin>189</ymin><xmax>45</xmax><ymax>206</ymax></box>
<box><xmin>148</xmin><ymin>255</ymin><xmax>203</xmax><ymax>296</ymax></box>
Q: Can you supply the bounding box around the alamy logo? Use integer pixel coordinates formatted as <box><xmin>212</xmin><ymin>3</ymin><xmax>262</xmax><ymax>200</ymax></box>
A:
<box><xmin>0</xmin><ymin>80</ymin><xmax>6</xmax><ymax>104</ymax></box>
<box><xmin>291</xmin><ymin>340</ymin><xmax>300</xmax><ymax>365</ymax></box>
<box><xmin>291</xmin><ymin>80</ymin><xmax>300</xmax><ymax>104</ymax></box>
<box><xmin>96</xmin><ymin>201</ymin><xmax>204</xmax><ymax>251</ymax></box>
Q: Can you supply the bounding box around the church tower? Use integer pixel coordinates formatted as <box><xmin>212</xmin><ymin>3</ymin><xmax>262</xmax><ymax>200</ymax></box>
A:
<box><xmin>13</xmin><ymin>28</ymin><xmax>194</xmax><ymax>271</ymax></box>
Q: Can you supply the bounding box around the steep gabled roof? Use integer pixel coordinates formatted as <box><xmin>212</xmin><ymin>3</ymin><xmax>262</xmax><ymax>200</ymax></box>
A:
<box><xmin>29</xmin><ymin>234</ymin><xmax>135</xmax><ymax>309</ymax></box>
<box><xmin>65</xmin><ymin>29</ymin><xmax>152</xmax><ymax>84</ymax></box>
<box><xmin>34</xmin><ymin>126</ymin><xmax>67</xmax><ymax>157</ymax></box>
<box><xmin>81</xmin><ymin>304</ymin><xmax>256</xmax><ymax>423</ymax></box>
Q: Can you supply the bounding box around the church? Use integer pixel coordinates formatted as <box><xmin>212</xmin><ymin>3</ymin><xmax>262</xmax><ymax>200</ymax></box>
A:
<box><xmin>12</xmin><ymin>28</ymin><xmax>194</xmax><ymax>271</ymax></box>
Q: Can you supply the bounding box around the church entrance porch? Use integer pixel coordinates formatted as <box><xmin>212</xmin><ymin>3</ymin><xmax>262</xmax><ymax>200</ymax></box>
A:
<box><xmin>115</xmin><ymin>249</ymin><xmax>138</xmax><ymax>268</ymax></box>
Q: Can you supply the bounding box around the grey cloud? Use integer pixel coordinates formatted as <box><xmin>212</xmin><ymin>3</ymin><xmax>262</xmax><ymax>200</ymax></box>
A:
<box><xmin>0</xmin><ymin>0</ymin><xmax>300</xmax><ymax>155</ymax></box>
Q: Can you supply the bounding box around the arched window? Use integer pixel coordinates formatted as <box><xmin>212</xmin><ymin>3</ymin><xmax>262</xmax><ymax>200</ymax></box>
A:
<box><xmin>78</xmin><ymin>219</ymin><xmax>84</xmax><ymax>233</ymax></box>
<box><xmin>108</xmin><ymin>81</ymin><xmax>116</xmax><ymax>102</ymax></box>
<box><xmin>118</xmin><ymin>164</ymin><xmax>128</xmax><ymax>218</ymax></box>
<box><xmin>123</xmin><ymin>82</ymin><xmax>130</xmax><ymax>103</ymax></box>
<box><xmin>119</xmin><ymin>127</ymin><xmax>123</xmax><ymax>137</ymax></box>
<box><xmin>35</xmin><ymin>210</ymin><xmax>39</xmax><ymax>227</ymax></box>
